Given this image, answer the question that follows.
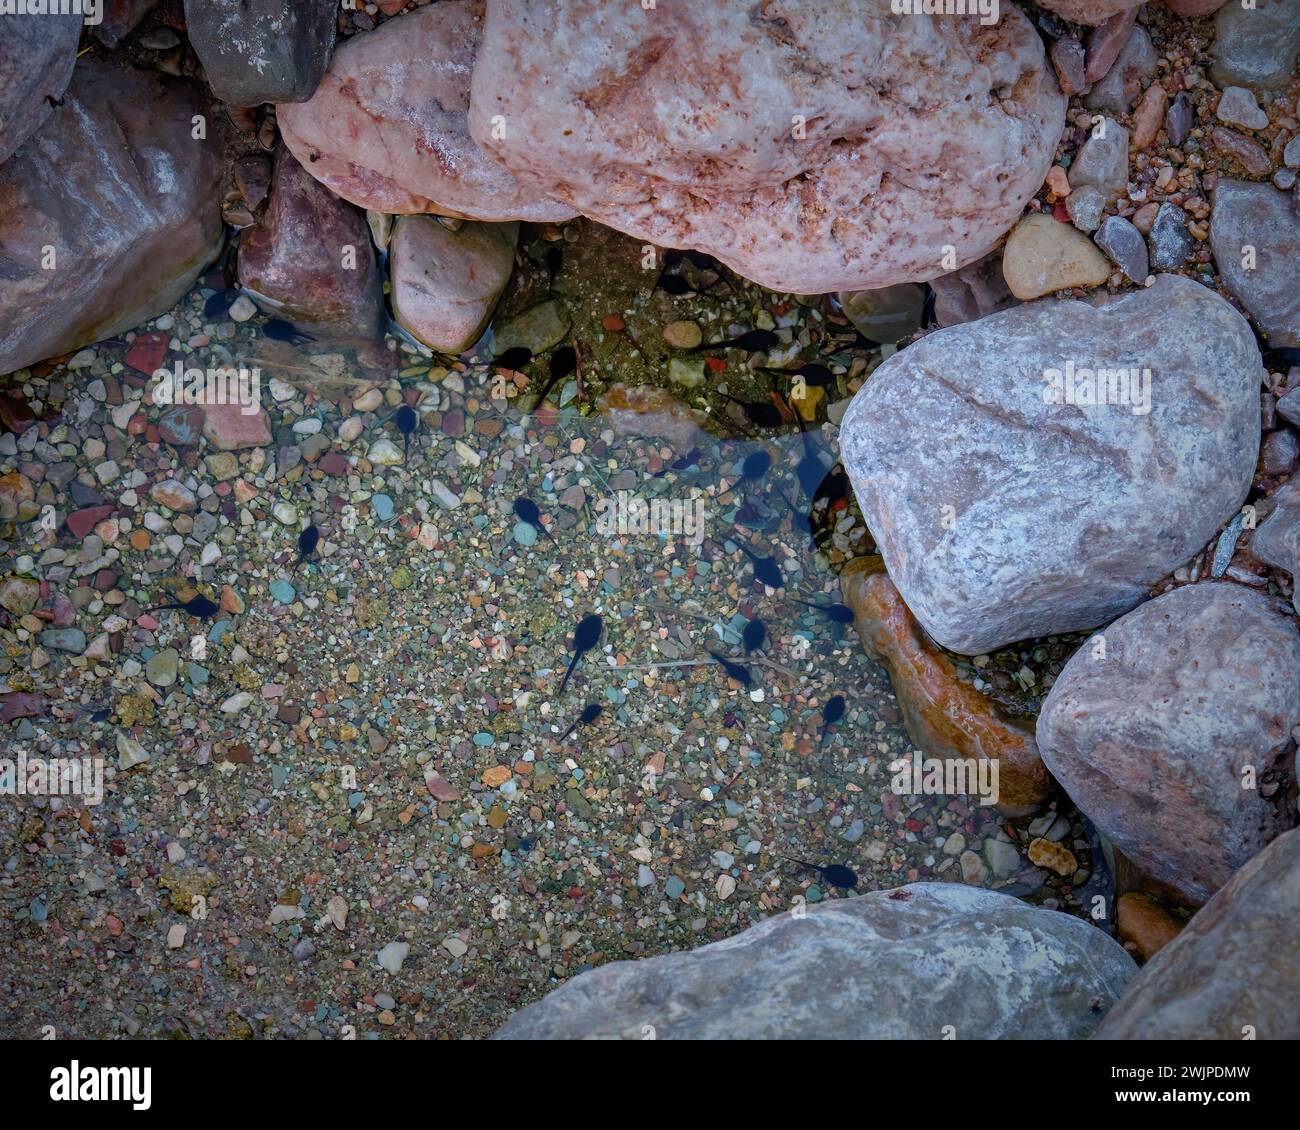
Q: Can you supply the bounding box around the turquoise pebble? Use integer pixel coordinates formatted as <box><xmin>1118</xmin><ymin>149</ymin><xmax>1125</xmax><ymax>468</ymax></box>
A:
<box><xmin>473</xmin><ymin>731</ymin><xmax>495</xmax><ymax>747</ymax></box>
<box><xmin>512</xmin><ymin>521</ymin><xmax>538</xmax><ymax>547</ymax></box>
<box><xmin>270</xmin><ymin>580</ymin><xmax>295</xmax><ymax>604</ymax></box>
<box><xmin>665</xmin><ymin>876</ymin><xmax>686</xmax><ymax>899</ymax></box>
<box><xmin>807</xmin><ymin>885</ymin><xmax>823</xmax><ymax>903</ymax></box>
<box><xmin>372</xmin><ymin>494</ymin><xmax>394</xmax><ymax>521</ymax></box>
<box><xmin>188</xmin><ymin>663</ymin><xmax>209</xmax><ymax>687</ymax></box>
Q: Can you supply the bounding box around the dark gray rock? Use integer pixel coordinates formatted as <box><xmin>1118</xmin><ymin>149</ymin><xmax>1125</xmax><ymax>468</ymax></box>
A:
<box><xmin>184</xmin><ymin>0</ymin><xmax>336</xmax><ymax>106</ymax></box>
<box><xmin>1165</xmin><ymin>91</ymin><xmax>1195</xmax><ymax>148</ymax></box>
<box><xmin>1096</xmin><ymin>827</ymin><xmax>1300</xmax><ymax>1039</ymax></box>
<box><xmin>1095</xmin><ymin>215</ymin><xmax>1149</xmax><ymax>282</ymax></box>
<box><xmin>93</xmin><ymin>0</ymin><xmax>162</xmax><ymax>48</ymax></box>
<box><xmin>493</xmin><ymin>883</ymin><xmax>1137</xmax><ymax>1039</ymax></box>
<box><xmin>1039</xmin><ymin>582</ymin><xmax>1300</xmax><ymax>907</ymax></box>
<box><xmin>929</xmin><ymin>249</ymin><xmax>1018</xmax><ymax>328</ymax></box>
<box><xmin>838</xmin><ymin>275</ymin><xmax>1262</xmax><ymax>654</ymax></box>
<box><xmin>0</xmin><ymin>11</ymin><xmax>81</xmax><ymax>165</ymax></box>
<box><xmin>1210</xmin><ymin>179</ymin><xmax>1300</xmax><ymax>347</ymax></box>
<box><xmin>1148</xmin><ymin>202</ymin><xmax>1195</xmax><ymax>270</ymax></box>
<box><xmin>0</xmin><ymin>59</ymin><xmax>223</xmax><ymax>377</ymax></box>
<box><xmin>1212</xmin><ymin>0</ymin><xmax>1300</xmax><ymax>91</ymax></box>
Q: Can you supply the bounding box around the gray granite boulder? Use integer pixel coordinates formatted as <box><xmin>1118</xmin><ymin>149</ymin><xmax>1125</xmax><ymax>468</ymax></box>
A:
<box><xmin>1097</xmin><ymin>827</ymin><xmax>1300</xmax><ymax>1039</ymax></box>
<box><xmin>184</xmin><ymin>0</ymin><xmax>335</xmax><ymax>106</ymax></box>
<box><xmin>468</xmin><ymin>0</ymin><xmax>1065</xmax><ymax>293</ymax></box>
<box><xmin>838</xmin><ymin>275</ymin><xmax>1262</xmax><ymax>654</ymax></box>
<box><xmin>1212</xmin><ymin>0</ymin><xmax>1300</xmax><ymax>91</ymax></box>
<box><xmin>1038</xmin><ymin>582</ymin><xmax>1300</xmax><ymax>907</ymax></box>
<box><xmin>494</xmin><ymin>883</ymin><xmax>1136</xmax><ymax>1040</ymax></box>
<box><xmin>1210</xmin><ymin>179</ymin><xmax>1300</xmax><ymax>348</ymax></box>
<box><xmin>0</xmin><ymin>10</ymin><xmax>81</xmax><ymax>165</ymax></box>
<box><xmin>0</xmin><ymin>59</ymin><xmax>222</xmax><ymax>377</ymax></box>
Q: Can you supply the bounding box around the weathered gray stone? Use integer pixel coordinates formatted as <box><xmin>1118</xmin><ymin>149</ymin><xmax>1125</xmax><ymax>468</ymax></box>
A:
<box><xmin>238</xmin><ymin>148</ymin><xmax>384</xmax><ymax>338</ymax></box>
<box><xmin>1096</xmin><ymin>827</ymin><xmax>1300</xmax><ymax>1039</ymax></box>
<box><xmin>1250</xmin><ymin>480</ymin><xmax>1300</xmax><ymax>612</ymax></box>
<box><xmin>278</xmin><ymin>2</ymin><xmax>575</xmax><ymax>223</ymax></box>
<box><xmin>1217</xmin><ymin>85</ymin><xmax>1270</xmax><ymax>131</ymax></box>
<box><xmin>389</xmin><ymin>216</ymin><xmax>517</xmax><ymax>354</ymax></box>
<box><xmin>1071</xmin><ymin>119</ymin><xmax>1130</xmax><ymax>198</ymax></box>
<box><xmin>0</xmin><ymin>60</ymin><xmax>222</xmax><ymax>378</ymax></box>
<box><xmin>1212</xmin><ymin>0</ymin><xmax>1300</xmax><ymax>91</ymax></box>
<box><xmin>184</xmin><ymin>0</ymin><xmax>336</xmax><ymax>105</ymax></box>
<box><xmin>1039</xmin><ymin>582</ymin><xmax>1299</xmax><ymax>907</ymax></box>
<box><xmin>838</xmin><ymin>275</ymin><xmax>1262</xmax><ymax>654</ymax></box>
<box><xmin>493</xmin><ymin>883</ymin><xmax>1136</xmax><ymax>1039</ymax></box>
<box><xmin>469</xmin><ymin>0</ymin><xmax>1065</xmax><ymax>294</ymax></box>
<box><xmin>0</xmin><ymin>11</ymin><xmax>81</xmax><ymax>165</ymax></box>
<box><xmin>1210</xmin><ymin>179</ymin><xmax>1300</xmax><ymax>347</ymax></box>
<box><xmin>1095</xmin><ymin>215</ymin><xmax>1149</xmax><ymax>283</ymax></box>
<box><xmin>1147</xmin><ymin>202</ymin><xmax>1195</xmax><ymax>270</ymax></box>
<box><xmin>1066</xmin><ymin>184</ymin><xmax>1107</xmax><ymax>233</ymax></box>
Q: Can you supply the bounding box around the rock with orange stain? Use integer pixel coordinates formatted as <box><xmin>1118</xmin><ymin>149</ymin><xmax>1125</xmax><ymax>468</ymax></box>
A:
<box><xmin>1116</xmin><ymin>892</ymin><xmax>1186</xmax><ymax>962</ymax></box>
<box><xmin>595</xmin><ymin>384</ymin><xmax>712</xmax><ymax>451</ymax></box>
<box><xmin>841</xmin><ymin>556</ymin><xmax>1052</xmax><ymax>814</ymax></box>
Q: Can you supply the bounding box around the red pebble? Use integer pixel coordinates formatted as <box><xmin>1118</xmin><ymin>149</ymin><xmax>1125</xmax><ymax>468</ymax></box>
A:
<box><xmin>124</xmin><ymin>331</ymin><xmax>169</xmax><ymax>376</ymax></box>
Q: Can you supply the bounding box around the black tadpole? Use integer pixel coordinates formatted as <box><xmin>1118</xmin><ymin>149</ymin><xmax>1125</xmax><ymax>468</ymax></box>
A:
<box><xmin>691</xmin><ymin>329</ymin><xmax>778</xmax><ymax>353</ymax></box>
<box><xmin>742</xmin><ymin>618</ymin><xmax>767</xmax><ymax>654</ymax></box>
<box><xmin>559</xmin><ymin>702</ymin><xmax>603</xmax><ymax>742</ymax></box>
<box><xmin>495</xmin><ymin>346</ymin><xmax>533</xmax><ymax>371</ymax></box>
<box><xmin>394</xmin><ymin>404</ymin><xmax>418</xmax><ymax>463</ymax></box>
<box><xmin>263</xmin><ymin>318</ymin><xmax>315</xmax><ymax>345</ymax></box>
<box><xmin>530</xmin><ymin>345</ymin><xmax>577</xmax><ymax>409</ymax></box>
<box><xmin>558</xmin><ymin>614</ymin><xmax>603</xmax><ymax>695</ymax></box>
<box><xmin>736</xmin><ymin>540</ymin><xmax>784</xmax><ymax>589</ymax></box>
<box><xmin>513</xmin><ymin>496</ymin><xmax>557</xmax><ymax>545</ymax></box>
<box><xmin>740</xmin><ymin>449</ymin><xmax>772</xmax><ymax>481</ymax></box>
<box><xmin>295</xmin><ymin>524</ymin><xmax>320</xmax><ymax>571</ymax></box>
<box><xmin>791</xmin><ymin>598</ymin><xmax>854</xmax><ymax>624</ymax></box>
<box><xmin>718</xmin><ymin>393</ymin><xmax>785</xmax><ymax>429</ymax></box>
<box><xmin>819</xmin><ymin>694</ymin><xmax>846</xmax><ymax>745</ymax></box>
<box><xmin>708</xmin><ymin>650</ymin><xmax>752</xmax><ymax>688</ymax></box>
<box><xmin>143</xmin><ymin>595</ymin><xmax>220</xmax><ymax>619</ymax></box>
<box><xmin>787</xmin><ymin>858</ymin><xmax>858</xmax><ymax>890</ymax></box>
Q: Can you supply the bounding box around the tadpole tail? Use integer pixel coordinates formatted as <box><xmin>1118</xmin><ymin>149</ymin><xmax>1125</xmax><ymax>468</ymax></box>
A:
<box><xmin>558</xmin><ymin>719</ymin><xmax>579</xmax><ymax>742</ymax></box>
<box><xmin>558</xmin><ymin>651</ymin><xmax>581</xmax><ymax>696</ymax></box>
<box><xmin>142</xmin><ymin>602</ymin><xmax>185</xmax><ymax>613</ymax></box>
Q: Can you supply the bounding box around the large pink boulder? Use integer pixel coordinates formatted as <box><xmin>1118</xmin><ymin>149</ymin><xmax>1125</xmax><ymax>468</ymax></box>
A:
<box><xmin>1037</xmin><ymin>0</ymin><xmax>1144</xmax><ymax>25</ymax></box>
<box><xmin>277</xmin><ymin>1</ymin><xmax>574</xmax><ymax>223</ymax></box>
<box><xmin>467</xmin><ymin>0</ymin><xmax>1065</xmax><ymax>294</ymax></box>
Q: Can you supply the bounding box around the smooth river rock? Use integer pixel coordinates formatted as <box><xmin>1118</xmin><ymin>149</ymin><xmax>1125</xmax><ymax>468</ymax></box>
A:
<box><xmin>238</xmin><ymin>148</ymin><xmax>384</xmax><ymax>338</ymax></box>
<box><xmin>838</xmin><ymin>275</ymin><xmax>1262</xmax><ymax>654</ymax></box>
<box><xmin>1097</xmin><ymin>827</ymin><xmax>1300</xmax><ymax>1039</ymax></box>
<box><xmin>184</xmin><ymin>0</ymin><xmax>336</xmax><ymax>106</ymax></box>
<box><xmin>1210</xmin><ymin>179</ymin><xmax>1300</xmax><ymax>348</ymax></box>
<box><xmin>841</xmin><ymin>557</ymin><xmax>1052</xmax><ymax>814</ymax></box>
<box><xmin>0</xmin><ymin>60</ymin><xmax>222</xmax><ymax>377</ymax></box>
<box><xmin>469</xmin><ymin>0</ymin><xmax>1065</xmax><ymax>294</ymax></box>
<box><xmin>0</xmin><ymin>10</ymin><xmax>81</xmax><ymax>165</ymax></box>
<box><xmin>277</xmin><ymin>2</ymin><xmax>575</xmax><ymax>222</ymax></box>
<box><xmin>1038</xmin><ymin>582</ymin><xmax>1300</xmax><ymax>907</ymax></box>
<box><xmin>389</xmin><ymin>216</ymin><xmax>517</xmax><ymax>354</ymax></box>
<box><xmin>1002</xmin><ymin>213</ymin><xmax>1111</xmax><ymax>299</ymax></box>
<box><xmin>493</xmin><ymin>883</ymin><xmax>1136</xmax><ymax>1039</ymax></box>
<box><xmin>1212</xmin><ymin>0</ymin><xmax>1300</xmax><ymax>91</ymax></box>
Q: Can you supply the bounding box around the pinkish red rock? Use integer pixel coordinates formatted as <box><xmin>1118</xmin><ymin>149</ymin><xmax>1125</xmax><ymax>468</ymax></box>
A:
<box><xmin>1037</xmin><ymin>0</ymin><xmax>1143</xmax><ymax>25</ymax></box>
<box><xmin>125</xmin><ymin>331</ymin><xmax>169</xmax><ymax>376</ymax></box>
<box><xmin>1085</xmin><ymin>8</ymin><xmax>1138</xmax><ymax>83</ymax></box>
<box><xmin>237</xmin><ymin>148</ymin><xmax>385</xmax><ymax>338</ymax></box>
<box><xmin>66</xmin><ymin>505</ymin><xmax>114</xmax><ymax>539</ymax></box>
<box><xmin>468</xmin><ymin>0</ymin><xmax>1064</xmax><ymax>293</ymax></box>
<box><xmin>426</xmin><ymin>772</ymin><xmax>460</xmax><ymax>802</ymax></box>
<box><xmin>277</xmin><ymin>2</ymin><xmax>575</xmax><ymax>223</ymax></box>
<box><xmin>0</xmin><ymin>692</ymin><xmax>44</xmax><ymax>724</ymax></box>
<box><xmin>317</xmin><ymin>452</ymin><xmax>350</xmax><ymax>476</ymax></box>
<box><xmin>202</xmin><ymin>401</ymin><xmax>272</xmax><ymax>451</ymax></box>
